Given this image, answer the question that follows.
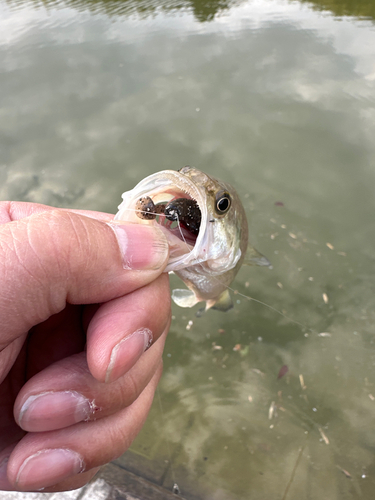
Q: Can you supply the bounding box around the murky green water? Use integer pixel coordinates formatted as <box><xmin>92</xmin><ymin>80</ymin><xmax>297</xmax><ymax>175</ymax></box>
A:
<box><xmin>1</xmin><ymin>0</ymin><xmax>375</xmax><ymax>498</ymax></box>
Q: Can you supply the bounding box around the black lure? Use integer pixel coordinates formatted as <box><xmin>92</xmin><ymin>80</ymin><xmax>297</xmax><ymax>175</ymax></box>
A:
<box><xmin>135</xmin><ymin>196</ymin><xmax>201</xmax><ymax>237</ymax></box>
<box><xmin>164</xmin><ymin>198</ymin><xmax>201</xmax><ymax>237</ymax></box>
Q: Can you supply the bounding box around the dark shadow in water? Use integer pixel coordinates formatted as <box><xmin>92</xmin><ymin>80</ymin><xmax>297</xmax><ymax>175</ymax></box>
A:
<box><xmin>6</xmin><ymin>0</ymin><xmax>375</xmax><ymax>22</ymax></box>
<box><xmin>302</xmin><ymin>0</ymin><xmax>375</xmax><ymax>20</ymax></box>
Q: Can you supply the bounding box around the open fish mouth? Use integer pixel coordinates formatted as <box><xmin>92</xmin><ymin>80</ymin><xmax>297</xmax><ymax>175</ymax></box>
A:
<box><xmin>115</xmin><ymin>170</ymin><xmax>208</xmax><ymax>272</ymax></box>
<box><xmin>134</xmin><ymin>193</ymin><xmax>201</xmax><ymax>245</ymax></box>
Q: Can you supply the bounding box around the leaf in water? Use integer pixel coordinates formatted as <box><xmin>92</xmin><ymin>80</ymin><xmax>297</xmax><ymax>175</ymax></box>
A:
<box><xmin>336</xmin><ymin>466</ymin><xmax>351</xmax><ymax>479</ymax></box>
<box><xmin>319</xmin><ymin>427</ymin><xmax>330</xmax><ymax>445</ymax></box>
<box><xmin>240</xmin><ymin>345</ymin><xmax>249</xmax><ymax>356</ymax></box>
<box><xmin>277</xmin><ymin>365</ymin><xmax>289</xmax><ymax>379</ymax></box>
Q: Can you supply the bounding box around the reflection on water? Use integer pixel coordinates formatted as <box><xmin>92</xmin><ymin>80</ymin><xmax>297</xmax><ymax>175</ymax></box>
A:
<box><xmin>5</xmin><ymin>0</ymin><xmax>244</xmax><ymax>22</ymax></box>
<box><xmin>5</xmin><ymin>0</ymin><xmax>375</xmax><ymax>21</ymax></box>
<box><xmin>1</xmin><ymin>0</ymin><xmax>375</xmax><ymax>498</ymax></box>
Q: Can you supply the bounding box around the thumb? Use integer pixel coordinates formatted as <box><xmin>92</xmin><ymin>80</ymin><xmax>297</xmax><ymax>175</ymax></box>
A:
<box><xmin>0</xmin><ymin>209</ymin><xmax>169</xmax><ymax>347</ymax></box>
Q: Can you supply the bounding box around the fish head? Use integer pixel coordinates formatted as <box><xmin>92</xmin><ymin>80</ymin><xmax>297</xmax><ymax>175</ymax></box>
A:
<box><xmin>115</xmin><ymin>166</ymin><xmax>248</xmax><ymax>274</ymax></box>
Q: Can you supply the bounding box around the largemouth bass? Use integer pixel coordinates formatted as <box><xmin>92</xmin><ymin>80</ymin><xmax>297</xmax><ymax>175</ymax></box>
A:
<box><xmin>115</xmin><ymin>166</ymin><xmax>270</xmax><ymax>313</ymax></box>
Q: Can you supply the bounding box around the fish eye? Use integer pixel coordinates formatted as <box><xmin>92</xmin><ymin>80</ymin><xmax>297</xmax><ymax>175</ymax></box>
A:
<box><xmin>215</xmin><ymin>191</ymin><xmax>231</xmax><ymax>214</ymax></box>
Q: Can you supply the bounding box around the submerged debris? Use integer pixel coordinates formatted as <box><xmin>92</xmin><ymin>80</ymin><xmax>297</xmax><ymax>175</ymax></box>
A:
<box><xmin>186</xmin><ymin>320</ymin><xmax>193</xmax><ymax>330</ymax></box>
<box><xmin>277</xmin><ymin>365</ymin><xmax>289</xmax><ymax>380</ymax></box>
<box><xmin>268</xmin><ymin>401</ymin><xmax>277</xmax><ymax>420</ymax></box>
<box><xmin>319</xmin><ymin>427</ymin><xmax>330</xmax><ymax>445</ymax></box>
<box><xmin>336</xmin><ymin>466</ymin><xmax>352</xmax><ymax>479</ymax></box>
<box><xmin>172</xmin><ymin>483</ymin><xmax>181</xmax><ymax>494</ymax></box>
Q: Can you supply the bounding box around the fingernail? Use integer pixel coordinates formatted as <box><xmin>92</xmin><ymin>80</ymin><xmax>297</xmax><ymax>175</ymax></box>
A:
<box><xmin>0</xmin><ymin>457</ymin><xmax>12</xmax><ymax>491</ymax></box>
<box><xmin>106</xmin><ymin>328</ymin><xmax>153</xmax><ymax>383</ymax></box>
<box><xmin>16</xmin><ymin>448</ymin><xmax>84</xmax><ymax>491</ymax></box>
<box><xmin>108</xmin><ymin>223</ymin><xmax>169</xmax><ymax>270</ymax></box>
<box><xmin>18</xmin><ymin>391</ymin><xmax>96</xmax><ymax>432</ymax></box>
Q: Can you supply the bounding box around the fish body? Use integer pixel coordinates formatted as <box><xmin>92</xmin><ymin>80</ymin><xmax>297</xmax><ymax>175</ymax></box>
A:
<box><xmin>115</xmin><ymin>166</ymin><xmax>270</xmax><ymax>313</ymax></box>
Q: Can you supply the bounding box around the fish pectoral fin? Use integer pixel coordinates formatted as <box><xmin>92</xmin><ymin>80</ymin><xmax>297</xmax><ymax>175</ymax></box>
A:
<box><xmin>209</xmin><ymin>289</ymin><xmax>234</xmax><ymax>313</ymax></box>
<box><xmin>172</xmin><ymin>289</ymin><xmax>200</xmax><ymax>308</ymax></box>
<box><xmin>243</xmin><ymin>245</ymin><xmax>272</xmax><ymax>268</ymax></box>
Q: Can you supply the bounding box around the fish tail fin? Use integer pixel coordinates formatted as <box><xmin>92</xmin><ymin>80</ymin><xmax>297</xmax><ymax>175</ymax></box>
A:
<box><xmin>209</xmin><ymin>289</ymin><xmax>234</xmax><ymax>313</ymax></box>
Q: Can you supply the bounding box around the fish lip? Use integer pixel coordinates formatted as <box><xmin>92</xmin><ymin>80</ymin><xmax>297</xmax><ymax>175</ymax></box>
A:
<box><xmin>115</xmin><ymin>170</ymin><xmax>209</xmax><ymax>272</ymax></box>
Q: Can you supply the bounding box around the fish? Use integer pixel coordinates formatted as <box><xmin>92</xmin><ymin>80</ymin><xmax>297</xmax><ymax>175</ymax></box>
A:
<box><xmin>115</xmin><ymin>166</ymin><xmax>271</xmax><ymax>314</ymax></box>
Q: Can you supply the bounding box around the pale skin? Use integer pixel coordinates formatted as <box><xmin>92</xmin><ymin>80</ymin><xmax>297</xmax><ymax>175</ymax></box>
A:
<box><xmin>0</xmin><ymin>202</ymin><xmax>171</xmax><ymax>492</ymax></box>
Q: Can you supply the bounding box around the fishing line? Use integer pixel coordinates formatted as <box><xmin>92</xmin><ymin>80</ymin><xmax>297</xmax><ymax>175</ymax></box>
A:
<box><xmin>118</xmin><ymin>206</ymin><xmax>311</xmax><ymax>330</ymax></box>
<box><xmin>220</xmin><ymin>284</ymin><xmax>312</xmax><ymax>332</ymax></box>
<box><xmin>281</xmin><ymin>435</ymin><xmax>308</xmax><ymax>500</ymax></box>
<box><xmin>120</xmin><ymin>205</ymin><xmax>326</xmax><ymax>494</ymax></box>
<box><xmin>118</xmin><ymin>195</ymin><xmax>333</xmax><ymax>492</ymax></box>
<box><xmin>172</xmin><ymin>210</ymin><xmax>311</xmax><ymax>331</ymax></box>
<box><xmin>175</xmin><ymin>211</ymin><xmax>190</xmax><ymax>249</ymax></box>
<box><xmin>156</xmin><ymin>387</ymin><xmax>180</xmax><ymax>494</ymax></box>
<box><xmin>116</xmin><ymin>207</ymin><xmax>164</xmax><ymax>219</ymax></box>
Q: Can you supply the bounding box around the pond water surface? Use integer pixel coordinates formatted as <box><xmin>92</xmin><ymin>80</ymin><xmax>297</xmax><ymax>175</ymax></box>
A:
<box><xmin>1</xmin><ymin>0</ymin><xmax>375</xmax><ymax>498</ymax></box>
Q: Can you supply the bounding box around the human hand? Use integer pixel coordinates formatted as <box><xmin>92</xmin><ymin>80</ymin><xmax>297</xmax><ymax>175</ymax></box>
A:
<box><xmin>0</xmin><ymin>202</ymin><xmax>171</xmax><ymax>492</ymax></box>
